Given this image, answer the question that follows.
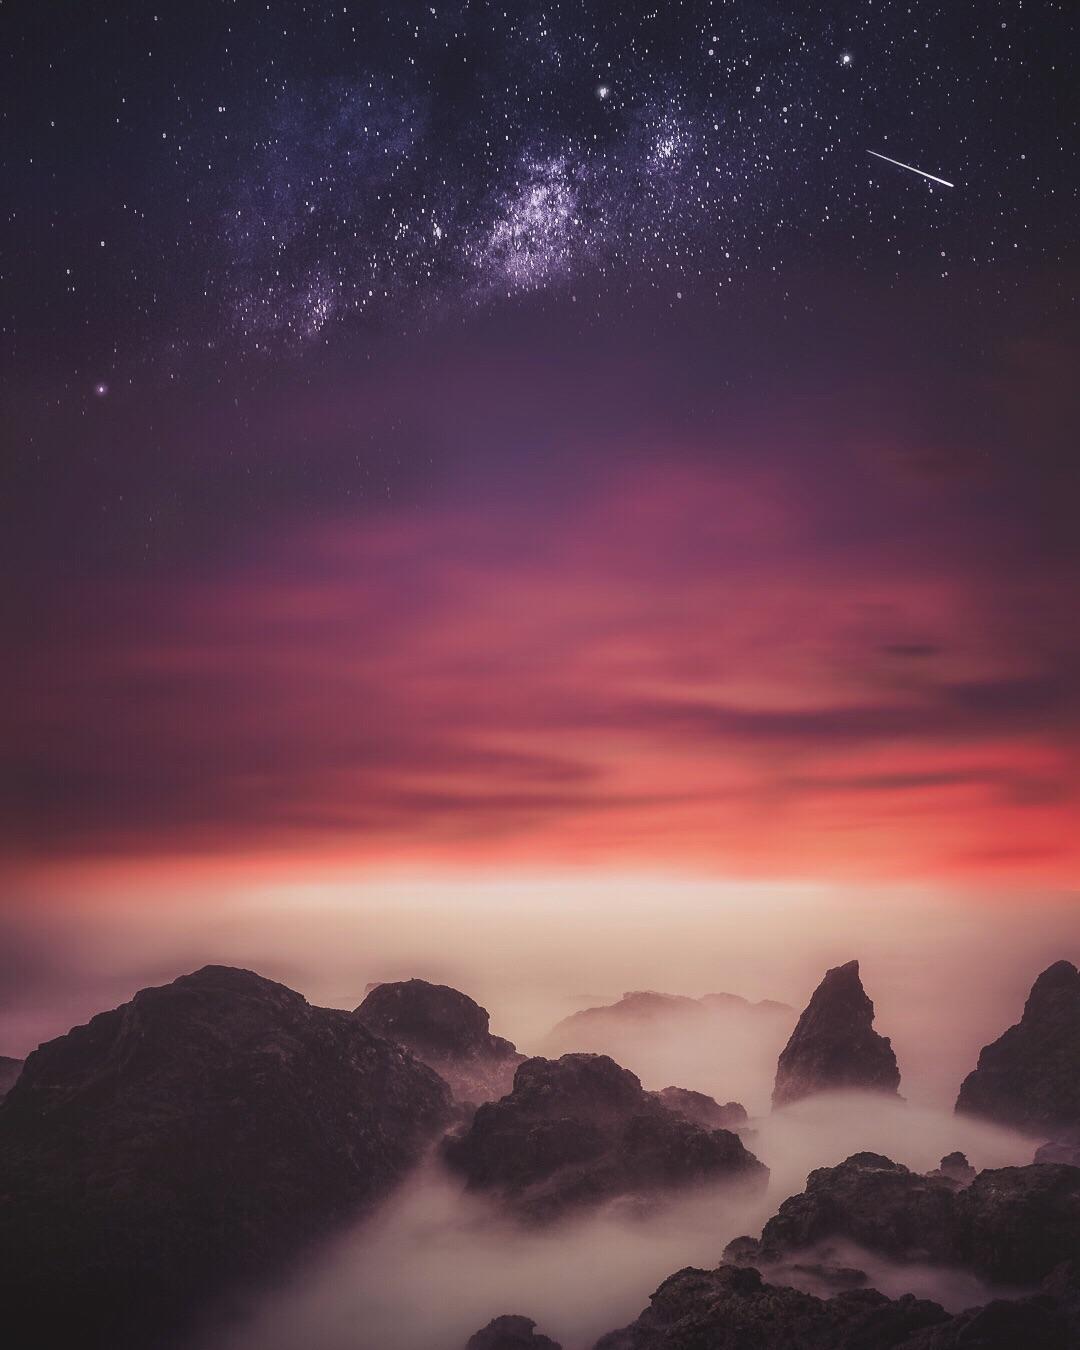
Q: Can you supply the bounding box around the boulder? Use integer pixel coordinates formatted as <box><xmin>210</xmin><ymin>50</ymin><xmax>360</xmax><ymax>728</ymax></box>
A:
<box><xmin>773</xmin><ymin>961</ymin><xmax>900</xmax><ymax>1108</ymax></box>
<box><xmin>950</xmin><ymin>1164</ymin><xmax>1080</xmax><ymax>1285</ymax></box>
<box><xmin>0</xmin><ymin>965</ymin><xmax>452</xmax><ymax>1349</ymax></box>
<box><xmin>655</xmin><ymin>1086</ymin><xmax>748</xmax><ymax>1131</ymax></box>
<box><xmin>467</xmin><ymin>1314</ymin><xmax>562</xmax><ymax>1349</ymax></box>
<box><xmin>355</xmin><ymin>978</ymin><xmax>524</xmax><ymax>1103</ymax></box>
<box><xmin>442</xmin><ymin>1053</ymin><xmax>767</xmax><ymax>1221</ymax></box>
<box><xmin>955</xmin><ymin>961</ymin><xmax>1080</xmax><ymax>1135</ymax></box>
<box><xmin>928</xmin><ymin>1152</ymin><xmax>976</xmax><ymax>1185</ymax></box>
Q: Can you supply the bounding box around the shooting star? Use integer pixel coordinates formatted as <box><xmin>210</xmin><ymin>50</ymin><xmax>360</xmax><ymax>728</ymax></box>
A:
<box><xmin>867</xmin><ymin>149</ymin><xmax>955</xmax><ymax>189</ymax></box>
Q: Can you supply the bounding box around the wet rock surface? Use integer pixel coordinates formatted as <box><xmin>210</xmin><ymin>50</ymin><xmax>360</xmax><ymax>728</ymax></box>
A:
<box><xmin>466</xmin><ymin>1314</ymin><xmax>563</xmax><ymax>1349</ymax></box>
<box><xmin>355</xmin><ymin>978</ymin><xmax>525</xmax><ymax>1103</ymax></box>
<box><xmin>0</xmin><ymin>965</ymin><xmax>452</xmax><ymax>1349</ymax></box>
<box><xmin>955</xmin><ymin>960</ymin><xmax>1080</xmax><ymax>1135</ymax></box>
<box><xmin>772</xmin><ymin>960</ymin><xmax>900</xmax><ymax>1108</ymax></box>
<box><xmin>442</xmin><ymin>1052</ymin><xmax>767</xmax><ymax>1221</ymax></box>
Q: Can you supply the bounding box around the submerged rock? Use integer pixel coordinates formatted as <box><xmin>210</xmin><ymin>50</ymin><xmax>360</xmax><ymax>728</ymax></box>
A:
<box><xmin>772</xmin><ymin>960</ymin><xmax>900</xmax><ymax>1108</ymax></box>
<box><xmin>443</xmin><ymin>1052</ymin><xmax>767</xmax><ymax>1221</ymax></box>
<box><xmin>656</xmin><ymin>1086</ymin><xmax>748</xmax><ymax>1131</ymax></box>
<box><xmin>467</xmin><ymin>1314</ymin><xmax>562</xmax><ymax>1349</ymax></box>
<box><xmin>355</xmin><ymin>978</ymin><xmax>524</xmax><ymax>1103</ymax></box>
<box><xmin>955</xmin><ymin>960</ymin><xmax>1080</xmax><ymax>1136</ymax></box>
<box><xmin>0</xmin><ymin>965</ymin><xmax>452</xmax><ymax>1349</ymax></box>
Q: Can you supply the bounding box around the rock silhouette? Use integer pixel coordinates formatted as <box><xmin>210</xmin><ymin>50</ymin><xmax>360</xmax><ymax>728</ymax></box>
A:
<box><xmin>772</xmin><ymin>960</ymin><xmax>900</xmax><ymax>1108</ymax></box>
<box><xmin>955</xmin><ymin>959</ymin><xmax>1080</xmax><ymax>1135</ymax></box>
<box><xmin>355</xmin><ymin>977</ymin><xmax>524</xmax><ymax>1102</ymax></box>
<box><xmin>443</xmin><ymin>1052</ymin><xmax>767</xmax><ymax>1221</ymax></box>
<box><xmin>0</xmin><ymin>965</ymin><xmax>452</xmax><ymax>1349</ymax></box>
<box><xmin>467</xmin><ymin>1314</ymin><xmax>562</xmax><ymax>1349</ymax></box>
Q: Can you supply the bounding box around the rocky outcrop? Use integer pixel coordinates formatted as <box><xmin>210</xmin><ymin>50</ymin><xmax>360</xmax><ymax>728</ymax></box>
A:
<box><xmin>656</xmin><ymin>1086</ymin><xmax>748</xmax><ymax>1131</ymax></box>
<box><xmin>548</xmin><ymin>989</ymin><xmax>791</xmax><ymax>1048</ymax></box>
<box><xmin>466</xmin><ymin>1314</ymin><xmax>562</xmax><ymax>1349</ymax></box>
<box><xmin>1035</xmin><ymin>1134</ymin><xmax>1080</xmax><ymax>1168</ymax></box>
<box><xmin>442</xmin><ymin>1053</ymin><xmax>767</xmax><ymax>1221</ymax></box>
<box><xmin>724</xmin><ymin>1152</ymin><xmax>1080</xmax><ymax>1288</ymax></box>
<box><xmin>0</xmin><ymin>965</ymin><xmax>452</xmax><ymax>1349</ymax></box>
<box><xmin>591</xmin><ymin>1264</ymin><xmax>949</xmax><ymax>1349</ymax></box>
<box><xmin>355</xmin><ymin>978</ymin><xmax>524</xmax><ymax>1102</ymax></box>
<box><xmin>928</xmin><ymin>1152</ymin><xmax>976</xmax><ymax>1185</ymax></box>
<box><xmin>955</xmin><ymin>960</ymin><xmax>1080</xmax><ymax>1135</ymax></box>
<box><xmin>0</xmin><ymin>1055</ymin><xmax>21</xmax><ymax>1101</ymax></box>
<box><xmin>591</xmin><ymin>1261</ymin><xmax>1078</xmax><ymax>1350</ymax></box>
<box><xmin>772</xmin><ymin>961</ymin><xmax>900</xmax><ymax>1107</ymax></box>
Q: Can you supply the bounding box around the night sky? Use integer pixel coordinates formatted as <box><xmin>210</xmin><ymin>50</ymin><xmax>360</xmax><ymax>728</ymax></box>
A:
<box><xmin>3</xmin><ymin>1</ymin><xmax>1079</xmax><ymax>885</ymax></box>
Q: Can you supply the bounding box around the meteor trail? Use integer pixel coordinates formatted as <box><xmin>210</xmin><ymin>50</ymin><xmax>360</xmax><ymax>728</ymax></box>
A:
<box><xmin>867</xmin><ymin>149</ymin><xmax>955</xmax><ymax>188</ymax></box>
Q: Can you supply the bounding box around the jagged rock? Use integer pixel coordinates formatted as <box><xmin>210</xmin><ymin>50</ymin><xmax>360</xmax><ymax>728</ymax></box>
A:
<box><xmin>955</xmin><ymin>961</ymin><xmax>1080</xmax><ymax>1135</ymax></box>
<box><xmin>0</xmin><ymin>1055</ymin><xmax>21</xmax><ymax>1101</ymax></box>
<box><xmin>0</xmin><ymin>966</ymin><xmax>452</xmax><ymax>1349</ymax></box>
<box><xmin>466</xmin><ymin>1314</ymin><xmax>562</xmax><ymax>1349</ymax></box>
<box><xmin>591</xmin><ymin>1263</ymin><xmax>949</xmax><ymax>1349</ymax></box>
<box><xmin>725</xmin><ymin>1152</ymin><xmax>1080</xmax><ymax>1289</ymax></box>
<box><xmin>442</xmin><ymin>1053</ymin><xmax>767</xmax><ymax>1221</ymax></box>
<box><xmin>772</xmin><ymin>960</ymin><xmax>900</xmax><ymax>1108</ymax></box>
<box><xmin>656</xmin><ymin>1086</ymin><xmax>748</xmax><ymax>1131</ymax></box>
<box><xmin>897</xmin><ymin>1297</ymin><xmax>1071</xmax><ymax>1349</ymax></box>
<box><xmin>1035</xmin><ymin>1134</ymin><xmax>1080</xmax><ymax>1168</ymax></box>
<box><xmin>928</xmin><ymin>1152</ymin><xmax>976</xmax><ymax>1185</ymax></box>
<box><xmin>355</xmin><ymin>978</ymin><xmax>525</xmax><ymax>1102</ymax></box>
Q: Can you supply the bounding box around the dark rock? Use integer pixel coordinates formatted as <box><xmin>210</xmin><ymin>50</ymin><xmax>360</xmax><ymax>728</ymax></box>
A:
<box><xmin>656</xmin><ymin>1086</ymin><xmax>748</xmax><ymax>1131</ymax></box>
<box><xmin>928</xmin><ymin>1152</ymin><xmax>976</xmax><ymax>1185</ymax></box>
<box><xmin>0</xmin><ymin>965</ymin><xmax>452</xmax><ymax>1349</ymax></box>
<box><xmin>896</xmin><ymin>1297</ymin><xmax>1070</xmax><ymax>1349</ymax></box>
<box><xmin>355</xmin><ymin>978</ymin><xmax>524</xmax><ymax>1103</ymax></box>
<box><xmin>0</xmin><ymin>1055</ymin><xmax>21</xmax><ymax>1101</ymax></box>
<box><xmin>955</xmin><ymin>960</ymin><xmax>1080</xmax><ymax>1135</ymax></box>
<box><xmin>591</xmin><ymin>1263</ymin><xmax>950</xmax><ymax>1349</ymax></box>
<box><xmin>467</xmin><ymin>1314</ymin><xmax>562</xmax><ymax>1349</ymax></box>
<box><xmin>773</xmin><ymin>961</ymin><xmax>900</xmax><ymax>1108</ymax></box>
<box><xmin>443</xmin><ymin>1053</ymin><xmax>767</xmax><ymax>1221</ymax></box>
<box><xmin>725</xmin><ymin>1152</ymin><xmax>1080</xmax><ymax>1289</ymax></box>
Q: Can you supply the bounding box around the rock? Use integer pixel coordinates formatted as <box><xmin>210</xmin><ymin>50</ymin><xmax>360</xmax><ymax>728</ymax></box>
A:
<box><xmin>0</xmin><ymin>965</ymin><xmax>452</xmax><ymax>1349</ymax></box>
<box><xmin>442</xmin><ymin>1053</ymin><xmax>767</xmax><ymax>1221</ymax></box>
<box><xmin>591</xmin><ymin>1263</ymin><xmax>949</xmax><ymax>1349</ymax></box>
<box><xmin>950</xmin><ymin>1164</ymin><xmax>1080</xmax><ymax>1285</ymax></box>
<box><xmin>772</xmin><ymin>960</ymin><xmax>900</xmax><ymax>1108</ymax></box>
<box><xmin>725</xmin><ymin>1152</ymin><xmax>1080</xmax><ymax>1289</ymax></box>
<box><xmin>726</xmin><ymin>1153</ymin><xmax>957</xmax><ymax>1268</ymax></box>
<box><xmin>0</xmin><ymin>1055</ymin><xmax>21</xmax><ymax>1101</ymax></box>
<box><xmin>928</xmin><ymin>1152</ymin><xmax>976</xmax><ymax>1185</ymax></box>
<box><xmin>355</xmin><ymin>978</ymin><xmax>525</xmax><ymax>1103</ymax></box>
<box><xmin>896</xmin><ymin>1298</ymin><xmax>1071</xmax><ymax>1349</ymax></box>
<box><xmin>466</xmin><ymin>1314</ymin><xmax>562</xmax><ymax>1349</ymax></box>
<box><xmin>656</xmin><ymin>1086</ymin><xmax>748</xmax><ymax>1131</ymax></box>
<box><xmin>955</xmin><ymin>961</ymin><xmax>1080</xmax><ymax>1135</ymax></box>
<box><xmin>1035</xmin><ymin>1135</ymin><xmax>1080</xmax><ymax>1167</ymax></box>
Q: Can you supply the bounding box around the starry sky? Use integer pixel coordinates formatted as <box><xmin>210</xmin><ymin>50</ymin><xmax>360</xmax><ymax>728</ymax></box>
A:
<box><xmin>3</xmin><ymin>0</ymin><xmax>1079</xmax><ymax>897</ymax></box>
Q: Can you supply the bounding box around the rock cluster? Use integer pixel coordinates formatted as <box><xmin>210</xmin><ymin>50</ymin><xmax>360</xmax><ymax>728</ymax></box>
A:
<box><xmin>442</xmin><ymin>1052</ymin><xmax>767</xmax><ymax>1221</ymax></box>
<box><xmin>955</xmin><ymin>960</ymin><xmax>1080</xmax><ymax>1136</ymax></box>
<box><xmin>772</xmin><ymin>961</ymin><xmax>900</xmax><ymax>1108</ymax></box>
<box><xmin>595</xmin><ymin>1262</ymin><xmax>1078</xmax><ymax>1349</ymax></box>
<box><xmin>355</xmin><ymin>978</ymin><xmax>525</xmax><ymax>1102</ymax></box>
<box><xmin>724</xmin><ymin>1151</ymin><xmax>1080</xmax><ymax>1287</ymax></box>
<box><xmin>0</xmin><ymin>965</ymin><xmax>452</xmax><ymax>1349</ymax></box>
